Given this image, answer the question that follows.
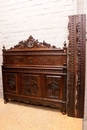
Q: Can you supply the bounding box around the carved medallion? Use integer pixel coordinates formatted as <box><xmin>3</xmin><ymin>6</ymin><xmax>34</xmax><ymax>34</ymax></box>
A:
<box><xmin>27</xmin><ymin>40</ymin><xmax>34</xmax><ymax>48</ymax></box>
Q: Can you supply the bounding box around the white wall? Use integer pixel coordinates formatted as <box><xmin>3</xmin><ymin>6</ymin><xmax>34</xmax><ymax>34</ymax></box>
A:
<box><xmin>0</xmin><ymin>0</ymin><xmax>75</xmax><ymax>96</ymax></box>
<box><xmin>0</xmin><ymin>0</ymin><xmax>75</xmax><ymax>49</ymax></box>
<box><xmin>0</xmin><ymin>0</ymin><xmax>87</xmax><ymax>130</ymax></box>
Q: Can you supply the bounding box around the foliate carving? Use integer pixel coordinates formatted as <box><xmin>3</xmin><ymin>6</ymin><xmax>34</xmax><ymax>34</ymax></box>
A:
<box><xmin>46</xmin><ymin>75</ymin><xmax>61</xmax><ymax>99</ymax></box>
<box><xmin>22</xmin><ymin>98</ymin><xmax>63</xmax><ymax>109</ymax></box>
<box><xmin>47</xmin><ymin>82</ymin><xmax>60</xmax><ymax>96</ymax></box>
<box><xmin>6</xmin><ymin>73</ymin><xmax>17</xmax><ymax>92</ymax></box>
<box><xmin>9</xmin><ymin>35</ymin><xmax>57</xmax><ymax>50</ymax></box>
<box><xmin>22</xmin><ymin>74</ymin><xmax>40</xmax><ymax>96</ymax></box>
<box><xmin>7</xmin><ymin>77</ymin><xmax>16</xmax><ymax>90</ymax></box>
<box><xmin>24</xmin><ymin>80</ymin><xmax>38</xmax><ymax>95</ymax></box>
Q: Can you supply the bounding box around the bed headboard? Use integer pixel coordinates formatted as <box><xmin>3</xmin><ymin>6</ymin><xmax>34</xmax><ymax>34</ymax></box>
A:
<box><xmin>2</xmin><ymin>35</ymin><xmax>67</xmax><ymax>115</ymax></box>
<box><xmin>2</xmin><ymin>35</ymin><xmax>67</xmax><ymax>67</ymax></box>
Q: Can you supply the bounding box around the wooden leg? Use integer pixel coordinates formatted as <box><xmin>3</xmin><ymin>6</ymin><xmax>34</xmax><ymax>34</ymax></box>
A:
<box><xmin>62</xmin><ymin>103</ymin><xmax>66</xmax><ymax>115</ymax></box>
<box><xmin>62</xmin><ymin>110</ymin><xmax>66</xmax><ymax>115</ymax></box>
<box><xmin>4</xmin><ymin>99</ymin><xmax>9</xmax><ymax>104</ymax></box>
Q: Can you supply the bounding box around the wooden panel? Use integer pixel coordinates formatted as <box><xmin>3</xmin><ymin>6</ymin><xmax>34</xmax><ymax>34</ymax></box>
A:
<box><xmin>45</xmin><ymin>75</ymin><xmax>62</xmax><ymax>99</ymax></box>
<box><xmin>21</xmin><ymin>74</ymin><xmax>41</xmax><ymax>97</ymax></box>
<box><xmin>5</xmin><ymin>55</ymin><xmax>67</xmax><ymax>66</ymax></box>
<box><xmin>3</xmin><ymin>73</ymin><xmax>18</xmax><ymax>94</ymax></box>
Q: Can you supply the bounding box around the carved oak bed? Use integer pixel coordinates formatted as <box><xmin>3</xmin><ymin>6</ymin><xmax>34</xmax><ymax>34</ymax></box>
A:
<box><xmin>2</xmin><ymin>14</ymin><xmax>86</xmax><ymax>118</ymax></box>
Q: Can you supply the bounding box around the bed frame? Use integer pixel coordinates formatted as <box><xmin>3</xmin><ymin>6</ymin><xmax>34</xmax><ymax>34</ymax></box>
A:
<box><xmin>2</xmin><ymin>35</ymin><xmax>67</xmax><ymax>114</ymax></box>
<box><xmin>2</xmin><ymin>14</ymin><xmax>86</xmax><ymax>118</ymax></box>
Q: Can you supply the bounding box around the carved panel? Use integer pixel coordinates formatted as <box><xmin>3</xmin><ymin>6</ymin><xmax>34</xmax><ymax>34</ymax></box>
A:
<box><xmin>22</xmin><ymin>74</ymin><xmax>41</xmax><ymax>97</ymax></box>
<box><xmin>5</xmin><ymin>73</ymin><xmax>18</xmax><ymax>93</ymax></box>
<box><xmin>45</xmin><ymin>75</ymin><xmax>62</xmax><ymax>99</ymax></box>
<box><xmin>5</xmin><ymin>55</ymin><xmax>67</xmax><ymax>66</ymax></box>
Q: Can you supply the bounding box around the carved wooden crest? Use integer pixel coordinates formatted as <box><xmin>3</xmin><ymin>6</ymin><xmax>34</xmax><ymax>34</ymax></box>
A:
<box><xmin>9</xmin><ymin>35</ymin><xmax>57</xmax><ymax>50</ymax></box>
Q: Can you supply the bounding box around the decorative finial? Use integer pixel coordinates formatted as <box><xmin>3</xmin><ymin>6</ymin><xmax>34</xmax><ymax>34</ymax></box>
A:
<box><xmin>3</xmin><ymin>45</ymin><xmax>6</xmax><ymax>51</ymax></box>
<box><xmin>63</xmin><ymin>41</ymin><xmax>67</xmax><ymax>53</ymax></box>
<box><xmin>64</xmin><ymin>41</ymin><xmax>66</xmax><ymax>47</ymax></box>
